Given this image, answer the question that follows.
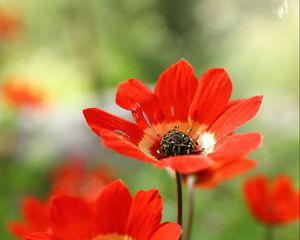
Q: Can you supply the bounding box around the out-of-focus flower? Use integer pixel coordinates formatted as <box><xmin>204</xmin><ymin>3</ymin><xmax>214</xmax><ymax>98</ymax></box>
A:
<box><xmin>23</xmin><ymin>180</ymin><xmax>182</xmax><ymax>240</ymax></box>
<box><xmin>0</xmin><ymin>8</ymin><xmax>22</xmax><ymax>40</ymax></box>
<box><xmin>50</xmin><ymin>159</ymin><xmax>114</xmax><ymax>203</ymax></box>
<box><xmin>83</xmin><ymin>59</ymin><xmax>262</xmax><ymax>174</ymax></box>
<box><xmin>244</xmin><ymin>174</ymin><xmax>300</xmax><ymax>225</ymax></box>
<box><xmin>9</xmin><ymin>197</ymin><xmax>49</xmax><ymax>239</ymax></box>
<box><xmin>1</xmin><ymin>78</ymin><xmax>47</xmax><ymax>109</ymax></box>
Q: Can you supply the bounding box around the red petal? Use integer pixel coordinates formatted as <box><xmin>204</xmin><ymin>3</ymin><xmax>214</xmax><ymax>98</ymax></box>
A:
<box><xmin>154</xmin><ymin>59</ymin><xmax>198</xmax><ymax>122</ymax></box>
<box><xmin>150</xmin><ymin>223</ymin><xmax>182</xmax><ymax>240</ymax></box>
<box><xmin>50</xmin><ymin>195</ymin><xmax>93</xmax><ymax>240</ymax></box>
<box><xmin>197</xmin><ymin>159</ymin><xmax>257</xmax><ymax>188</ymax></box>
<box><xmin>210</xmin><ymin>132</ymin><xmax>262</xmax><ymax>159</ymax></box>
<box><xmin>94</xmin><ymin>180</ymin><xmax>132</xmax><ymax>235</ymax></box>
<box><xmin>209</xmin><ymin>96</ymin><xmax>263</xmax><ymax>141</ymax></box>
<box><xmin>9</xmin><ymin>197</ymin><xmax>50</xmax><ymax>238</ymax></box>
<box><xmin>126</xmin><ymin>189</ymin><xmax>162</xmax><ymax>239</ymax></box>
<box><xmin>271</xmin><ymin>176</ymin><xmax>300</xmax><ymax>223</ymax></box>
<box><xmin>8</xmin><ymin>222</ymin><xmax>28</xmax><ymax>238</ymax></box>
<box><xmin>189</xmin><ymin>68</ymin><xmax>232</xmax><ymax>126</ymax></box>
<box><xmin>24</xmin><ymin>233</ymin><xmax>58</xmax><ymax>240</ymax></box>
<box><xmin>83</xmin><ymin>108</ymin><xmax>144</xmax><ymax>145</ymax></box>
<box><xmin>244</xmin><ymin>175</ymin><xmax>269</xmax><ymax>223</ymax></box>
<box><xmin>99</xmin><ymin>129</ymin><xmax>157</xmax><ymax>163</ymax></box>
<box><xmin>116</xmin><ymin>78</ymin><xmax>165</xmax><ymax>126</ymax></box>
<box><xmin>156</xmin><ymin>155</ymin><xmax>213</xmax><ymax>174</ymax></box>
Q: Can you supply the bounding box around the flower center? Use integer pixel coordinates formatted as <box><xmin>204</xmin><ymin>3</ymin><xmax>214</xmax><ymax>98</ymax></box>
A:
<box><xmin>157</xmin><ymin>127</ymin><xmax>196</xmax><ymax>157</ymax></box>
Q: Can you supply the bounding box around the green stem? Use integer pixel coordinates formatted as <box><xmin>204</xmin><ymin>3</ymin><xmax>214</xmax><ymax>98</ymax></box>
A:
<box><xmin>185</xmin><ymin>175</ymin><xmax>196</xmax><ymax>240</ymax></box>
<box><xmin>176</xmin><ymin>172</ymin><xmax>183</xmax><ymax>239</ymax></box>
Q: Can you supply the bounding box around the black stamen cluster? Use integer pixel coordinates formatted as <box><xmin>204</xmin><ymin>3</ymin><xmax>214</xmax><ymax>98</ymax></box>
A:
<box><xmin>157</xmin><ymin>128</ymin><xmax>196</xmax><ymax>157</ymax></box>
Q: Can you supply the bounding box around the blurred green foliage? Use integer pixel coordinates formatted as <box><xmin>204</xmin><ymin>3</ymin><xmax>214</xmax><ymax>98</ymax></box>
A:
<box><xmin>0</xmin><ymin>0</ymin><xmax>299</xmax><ymax>239</ymax></box>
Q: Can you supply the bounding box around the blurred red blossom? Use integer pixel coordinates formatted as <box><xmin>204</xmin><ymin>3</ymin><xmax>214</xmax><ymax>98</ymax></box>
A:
<box><xmin>50</xmin><ymin>158</ymin><xmax>115</xmax><ymax>203</ymax></box>
<box><xmin>84</xmin><ymin>59</ymin><xmax>262</xmax><ymax>175</ymax></box>
<box><xmin>1</xmin><ymin>78</ymin><xmax>47</xmax><ymax>109</ymax></box>
<box><xmin>20</xmin><ymin>180</ymin><xmax>182</xmax><ymax>240</ymax></box>
<box><xmin>244</xmin><ymin>174</ymin><xmax>300</xmax><ymax>225</ymax></box>
<box><xmin>0</xmin><ymin>8</ymin><xmax>22</xmax><ymax>40</ymax></box>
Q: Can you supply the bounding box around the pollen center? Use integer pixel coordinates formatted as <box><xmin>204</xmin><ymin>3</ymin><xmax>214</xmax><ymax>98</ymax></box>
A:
<box><xmin>157</xmin><ymin>128</ymin><xmax>196</xmax><ymax>157</ymax></box>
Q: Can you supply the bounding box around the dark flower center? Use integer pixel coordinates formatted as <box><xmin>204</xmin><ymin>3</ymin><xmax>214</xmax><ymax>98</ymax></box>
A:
<box><xmin>157</xmin><ymin>127</ymin><xmax>196</xmax><ymax>157</ymax></box>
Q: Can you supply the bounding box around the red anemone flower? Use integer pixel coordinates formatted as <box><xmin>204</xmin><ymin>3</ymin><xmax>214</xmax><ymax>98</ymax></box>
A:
<box><xmin>9</xmin><ymin>197</ymin><xmax>49</xmax><ymax>238</ymax></box>
<box><xmin>0</xmin><ymin>8</ymin><xmax>22</xmax><ymax>40</ymax></box>
<box><xmin>24</xmin><ymin>180</ymin><xmax>182</xmax><ymax>240</ymax></box>
<box><xmin>1</xmin><ymin>78</ymin><xmax>46</xmax><ymax>109</ymax></box>
<box><xmin>244</xmin><ymin>174</ymin><xmax>300</xmax><ymax>225</ymax></box>
<box><xmin>50</xmin><ymin>159</ymin><xmax>114</xmax><ymax>203</ymax></box>
<box><xmin>83</xmin><ymin>59</ymin><xmax>262</xmax><ymax>174</ymax></box>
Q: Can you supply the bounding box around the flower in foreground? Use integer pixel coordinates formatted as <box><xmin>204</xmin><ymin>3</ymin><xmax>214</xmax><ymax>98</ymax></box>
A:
<box><xmin>244</xmin><ymin>174</ymin><xmax>299</xmax><ymax>225</ymax></box>
<box><xmin>9</xmin><ymin>197</ymin><xmax>49</xmax><ymax>238</ymax></box>
<box><xmin>84</xmin><ymin>59</ymin><xmax>262</xmax><ymax>174</ymax></box>
<box><xmin>9</xmin><ymin>160</ymin><xmax>114</xmax><ymax>239</ymax></box>
<box><xmin>23</xmin><ymin>180</ymin><xmax>182</xmax><ymax>240</ymax></box>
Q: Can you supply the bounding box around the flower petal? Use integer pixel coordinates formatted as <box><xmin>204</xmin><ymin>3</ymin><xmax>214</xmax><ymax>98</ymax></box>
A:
<box><xmin>210</xmin><ymin>132</ymin><xmax>262</xmax><ymax>159</ymax></box>
<box><xmin>126</xmin><ymin>189</ymin><xmax>162</xmax><ymax>240</ymax></box>
<box><xmin>95</xmin><ymin>180</ymin><xmax>132</xmax><ymax>235</ymax></box>
<box><xmin>116</xmin><ymin>78</ymin><xmax>165</xmax><ymax>126</ymax></box>
<box><xmin>189</xmin><ymin>68</ymin><xmax>232</xmax><ymax>127</ymax></box>
<box><xmin>99</xmin><ymin>129</ymin><xmax>157</xmax><ymax>163</ymax></box>
<box><xmin>83</xmin><ymin>108</ymin><xmax>144</xmax><ymax>145</ymax></box>
<box><xmin>209</xmin><ymin>96</ymin><xmax>263</xmax><ymax>141</ymax></box>
<box><xmin>154</xmin><ymin>59</ymin><xmax>198</xmax><ymax>122</ymax></box>
<box><xmin>24</xmin><ymin>233</ymin><xmax>58</xmax><ymax>240</ymax></box>
<box><xmin>244</xmin><ymin>175</ymin><xmax>270</xmax><ymax>223</ymax></box>
<box><xmin>196</xmin><ymin>159</ymin><xmax>257</xmax><ymax>188</ymax></box>
<box><xmin>50</xmin><ymin>195</ymin><xmax>93</xmax><ymax>240</ymax></box>
<box><xmin>150</xmin><ymin>223</ymin><xmax>182</xmax><ymax>240</ymax></box>
<box><xmin>156</xmin><ymin>155</ymin><xmax>213</xmax><ymax>174</ymax></box>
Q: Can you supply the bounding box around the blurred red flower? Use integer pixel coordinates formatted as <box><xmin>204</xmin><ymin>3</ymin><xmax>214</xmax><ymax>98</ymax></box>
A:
<box><xmin>1</xmin><ymin>78</ymin><xmax>47</xmax><ymax>109</ymax></box>
<box><xmin>244</xmin><ymin>174</ymin><xmax>300</xmax><ymax>225</ymax></box>
<box><xmin>9</xmin><ymin>197</ymin><xmax>49</xmax><ymax>238</ymax></box>
<box><xmin>23</xmin><ymin>180</ymin><xmax>182</xmax><ymax>240</ymax></box>
<box><xmin>50</xmin><ymin>159</ymin><xmax>114</xmax><ymax>203</ymax></box>
<box><xmin>0</xmin><ymin>8</ymin><xmax>22</xmax><ymax>40</ymax></box>
<box><xmin>84</xmin><ymin>59</ymin><xmax>262</xmax><ymax>174</ymax></box>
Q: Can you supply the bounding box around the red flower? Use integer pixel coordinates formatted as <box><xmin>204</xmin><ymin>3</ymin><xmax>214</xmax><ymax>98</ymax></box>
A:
<box><xmin>0</xmin><ymin>8</ymin><xmax>22</xmax><ymax>40</ymax></box>
<box><xmin>24</xmin><ymin>180</ymin><xmax>182</xmax><ymax>240</ymax></box>
<box><xmin>50</xmin><ymin>159</ymin><xmax>114</xmax><ymax>203</ymax></box>
<box><xmin>1</xmin><ymin>78</ymin><xmax>47</xmax><ymax>109</ymax></box>
<box><xmin>84</xmin><ymin>59</ymin><xmax>262</xmax><ymax>174</ymax></box>
<box><xmin>9</xmin><ymin>197</ymin><xmax>49</xmax><ymax>238</ymax></box>
<box><xmin>244</xmin><ymin>174</ymin><xmax>300</xmax><ymax>225</ymax></box>
<box><xmin>9</xmin><ymin>161</ymin><xmax>114</xmax><ymax>239</ymax></box>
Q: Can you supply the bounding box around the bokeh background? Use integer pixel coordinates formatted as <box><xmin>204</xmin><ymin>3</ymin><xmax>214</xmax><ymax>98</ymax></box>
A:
<box><xmin>0</xmin><ymin>0</ymin><xmax>299</xmax><ymax>239</ymax></box>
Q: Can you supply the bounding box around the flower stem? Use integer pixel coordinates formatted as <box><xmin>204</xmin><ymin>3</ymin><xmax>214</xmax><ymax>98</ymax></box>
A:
<box><xmin>264</xmin><ymin>226</ymin><xmax>274</xmax><ymax>240</ymax></box>
<box><xmin>176</xmin><ymin>172</ymin><xmax>183</xmax><ymax>239</ymax></box>
<box><xmin>185</xmin><ymin>175</ymin><xmax>196</xmax><ymax>240</ymax></box>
